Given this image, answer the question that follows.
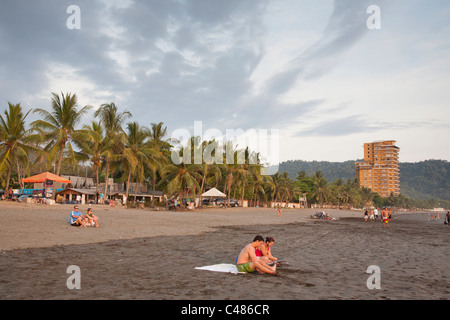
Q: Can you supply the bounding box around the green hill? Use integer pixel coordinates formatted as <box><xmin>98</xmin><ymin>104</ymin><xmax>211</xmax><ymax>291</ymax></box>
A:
<box><xmin>278</xmin><ymin>159</ymin><xmax>450</xmax><ymax>202</ymax></box>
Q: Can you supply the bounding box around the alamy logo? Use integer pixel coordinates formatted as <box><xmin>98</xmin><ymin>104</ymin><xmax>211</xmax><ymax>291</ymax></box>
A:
<box><xmin>367</xmin><ymin>5</ymin><xmax>381</xmax><ymax>30</ymax></box>
<box><xmin>170</xmin><ymin>121</ymin><xmax>279</xmax><ymax>174</ymax></box>
<box><xmin>66</xmin><ymin>265</ymin><xmax>81</xmax><ymax>289</ymax></box>
<box><xmin>366</xmin><ymin>265</ymin><xmax>381</xmax><ymax>290</ymax></box>
<box><xmin>66</xmin><ymin>5</ymin><xmax>81</xmax><ymax>30</ymax></box>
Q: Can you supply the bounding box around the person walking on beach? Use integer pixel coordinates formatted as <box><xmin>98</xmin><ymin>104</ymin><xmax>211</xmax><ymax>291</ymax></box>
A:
<box><xmin>381</xmin><ymin>208</ymin><xmax>389</xmax><ymax>229</ymax></box>
<box><xmin>364</xmin><ymin>209</ymin><xmax>369</xmax><ymax>222</ymax></box>
<box><xmin>236</xmin><ymin>235</ymin><xmax>278</xmax><ymax>275</ymax></box>
<box><xmin>276</xmin><ymin>204</ymin><xmax>282</xmax><ymax>217</ymax></box>
<box><xmin>445</xmin><ymin>211</ymin><xmax>450</xmax><ymax>227</ymax></box>
<box><xmin>369</xmin><ymin>209</ymin><xmax>375</xmax><ymax>223</ymax></box>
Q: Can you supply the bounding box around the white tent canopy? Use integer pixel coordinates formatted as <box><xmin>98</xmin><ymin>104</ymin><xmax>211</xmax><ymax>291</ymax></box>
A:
<box><xmin>202</xmin><ymin>187</ymin><xmax>226</xmax><ymax>197</ymax></box>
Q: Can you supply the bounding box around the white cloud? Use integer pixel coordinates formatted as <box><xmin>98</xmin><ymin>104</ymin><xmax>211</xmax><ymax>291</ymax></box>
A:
<box><xmin>1</xmin><ymin>0</ymin><xmax>449</xmax><ymax>164</ymax></box>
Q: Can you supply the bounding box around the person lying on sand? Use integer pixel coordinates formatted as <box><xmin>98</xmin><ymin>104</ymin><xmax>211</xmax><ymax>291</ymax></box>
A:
<box><xmin>236</xmin><ymin>235</ymin><xmax>278</xmax><ymax>275</ymax></box>
<box><xmin>70</xmin><ymin>205</ymin><xmax>86</xmax><ymax>227</ymax></box>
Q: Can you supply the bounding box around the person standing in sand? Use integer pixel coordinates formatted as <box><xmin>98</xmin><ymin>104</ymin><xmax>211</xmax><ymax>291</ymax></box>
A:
<box><xmin>381</xmin><ymin>208</ymin><xmax>389</xmax><ymax>229</ymax></box>
<box><xmin>236</xmin><ymin>235</ymin><xmax>278</xmax><ymax>275</ymax></box>
<box><xmin>276</xmin><ymin>204</ymin><xmax>282</xmax><ymax>217</ymax></box>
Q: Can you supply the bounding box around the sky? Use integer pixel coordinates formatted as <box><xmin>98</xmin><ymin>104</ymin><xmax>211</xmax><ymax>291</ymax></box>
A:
<box><xmin>1</xmin><ymin>0</ymin><xmax>450</xmax><ymax>167</ymax></box>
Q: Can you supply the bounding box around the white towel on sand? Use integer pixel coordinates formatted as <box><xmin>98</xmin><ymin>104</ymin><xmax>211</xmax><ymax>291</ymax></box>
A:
<box><xmin>195</xmin><ymin>263</ymin><xmax>245</xmax><ymax>274</ymax></box>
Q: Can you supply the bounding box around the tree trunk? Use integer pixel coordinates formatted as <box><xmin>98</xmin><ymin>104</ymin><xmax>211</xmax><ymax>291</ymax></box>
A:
<box><xmin>133</xmin><ymin>178</ymin><xmax>138</xmax><ymax>207</ymax></box>
<box><xmin>104</xmin><ymin>160</ymin><xmax>110</xmax><ymax>201</ymax></box>
<box><xmin>5</xmin><ymin>162</ymin><xmax>12</xmax><ymax>194</ymax></box>
<box><xmin>240</xmin><ymin>173</ymin><xmax>246</xmax><ymax>207</ymax></box>
<box><xmin>199</xmin><ymin>165</ymin><xmax>208</xmax><ymax>207</ymax></box>
<box><xmin>125</xmin><ymin>170</ymin><xmax>132</xmax><ymax>206</ymax></box>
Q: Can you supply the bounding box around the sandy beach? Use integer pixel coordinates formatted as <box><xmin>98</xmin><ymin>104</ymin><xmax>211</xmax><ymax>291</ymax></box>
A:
<box><xmin>0</xmin><ymin>201</ymin><xmax>448</xmax><ymax>300</ymax></box>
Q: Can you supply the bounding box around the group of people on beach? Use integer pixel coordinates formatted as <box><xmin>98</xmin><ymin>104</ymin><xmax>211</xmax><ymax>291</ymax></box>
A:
<box><xmin>431</xmin><ymin>211</ymin><xmax>450</xmax><ymax>227</ymax></box>
<box><xmin>236</xmin><ymin>235</ymin><xmax>279</xmax><ymax>276</ymax></box>
<box><xmin>70</xmin><ymin>205</ymin><xmax>100</xmax><ymax>228</ymax></box>
<box><xmin>364</xmin><ymin>207</ymin><xmax>392</xmax><ymax>228</ymax></box>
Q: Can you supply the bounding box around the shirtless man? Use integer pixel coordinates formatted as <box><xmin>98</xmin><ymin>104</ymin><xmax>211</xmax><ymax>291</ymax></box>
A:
<box><xmin>381</xmin><ymin>208</ymin><xmax>389</xmax><ymax>229</ymax></box>
<box><xmin>236</xmin><ymin>235</ymin><xmax>278</xmax><ymax>275</ymax></box>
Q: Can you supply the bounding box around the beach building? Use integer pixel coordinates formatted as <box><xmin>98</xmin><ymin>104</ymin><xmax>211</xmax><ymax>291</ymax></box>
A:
<box><xmin>355</xmin><ymin>140</ymin><xmax>400</xmax><ymax>197</ymax></box>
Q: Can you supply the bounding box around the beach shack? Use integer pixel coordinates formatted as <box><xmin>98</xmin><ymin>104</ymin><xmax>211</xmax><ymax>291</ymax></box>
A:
<box><xmin>56</xmin><ymin>188</ymin><xmax>98</xmax><ymax>204</ymax></box>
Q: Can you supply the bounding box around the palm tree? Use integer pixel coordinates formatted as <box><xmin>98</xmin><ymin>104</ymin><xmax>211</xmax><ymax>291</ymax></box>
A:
<box><xmin>0</xmin><ymin>102</ymin><xmax>35</xmax><ymax>191</ymax></box>
<box><xmin>250</xmin><ymin>163</ymin><xmax>266</xmax><ymax>207</ymax></box>
<box><xmin>343</xmin><ymin>179</ymin><xmax>362</xmax><ymax>207</ymax></box>
<box><xmin>331</xmin><ymin>178</ymin><xmax>344</xmax><ymax>208</ymax></box>
<box><xmin>270</xmin><ymin>172</ymin><xmax>291</xmax><ymax>202</ymax></box>
<box><xmin>94</xmin><ymin>102</ymin><xmax>131</xmax><ymax>200</ymax></box>
<box><xmin>147</xmin><ymin>122</ymin><xmax>171</xmax><ymax>207</ymax></box>
<box><xmin>160</xmin><ymin>162</ymin><xmax>201</xmax><ymax>209</ymax></box>
<box><xmin>311</xmin><ymin>171</ymin><xmax>330</xmax><ymax>206</ymax></box>
<box><xmin>122</xmin><ymin>122</ymin><xmax>155</xmax><ymax>205</ymax></box>
<box><xmin>237</xmin><ymin>147</ymin><xmax>253</xmax><ymax>207</ymax></box>
<box><xmin>32</xmin><ymin>92</ymin><xmax>91</xmax><ymax>177</ymax></box>
<box><xmin>221</xmin><ymin>141</ymin><xmax>239</xmax><ymax>208</ymax></box>
<box><xmin>78</xmin><ymin>121</ymin><xmax>104</xmax><ymax>196</ymax></box>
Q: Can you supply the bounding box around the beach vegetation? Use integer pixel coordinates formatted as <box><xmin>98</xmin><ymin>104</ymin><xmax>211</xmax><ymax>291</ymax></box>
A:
<box><xmin>1</xmin><ymin>92</ymin><xmax>449</xmax><ymax>210</ymax></box>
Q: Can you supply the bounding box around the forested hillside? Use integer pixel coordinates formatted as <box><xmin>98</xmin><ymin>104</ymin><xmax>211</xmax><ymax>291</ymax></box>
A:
<box><xmin>278</xmin><ymin>159</ymin><xmax>450</xmax><ymax>201</ymax></box>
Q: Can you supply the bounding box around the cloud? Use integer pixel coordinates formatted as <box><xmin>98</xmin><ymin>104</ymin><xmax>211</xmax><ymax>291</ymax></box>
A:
<box><xmin>216</xmin><ymin>0</ymin><xmax>385</xmax><ymax>131</ymax></box>
<box><xmin>294</xmin><ymin>114</ymin><xmax>443</xmax><ymax>138</ymax></box>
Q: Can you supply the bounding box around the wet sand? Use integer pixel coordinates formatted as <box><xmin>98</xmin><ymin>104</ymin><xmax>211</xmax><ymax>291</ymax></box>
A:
<box><xmin>0</xmin><ymin>202</ymin><xmax>448</xmax><ymax>300</ymax></box>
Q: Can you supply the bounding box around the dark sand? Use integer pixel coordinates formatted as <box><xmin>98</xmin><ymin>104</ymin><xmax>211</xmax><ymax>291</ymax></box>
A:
<box><xmin>1</xmin><ymin>203</ymin><xmax>448</xmax><ymax>300</ymax></box>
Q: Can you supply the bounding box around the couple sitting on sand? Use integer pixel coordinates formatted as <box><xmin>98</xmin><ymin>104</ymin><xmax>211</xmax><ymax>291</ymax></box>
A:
<box><xmin>236</xmin><ymin>235</ymin><xmax>278</xmax><ymax>276</ymax></box>
<box><xmin>70</xmin><ymin>205</ymin><xmax>99</xmax><ymax>228</ymax></box>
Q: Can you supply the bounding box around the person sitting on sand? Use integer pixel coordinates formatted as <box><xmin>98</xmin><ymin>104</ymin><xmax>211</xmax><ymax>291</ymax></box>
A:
<box><xmin>236</xmin><ymin>235</ymin><xmax>278</xmax><ymax>275</ymax></box>
<box><xmin>256</xmin><ymin>237</ymin><xmax>278</xmax><ymax>265</ymax></box>
<box><xmin>70</xmin><ymin>205</ymin><xmax>86</xmax><ymax>227</ymax></box>
<box><xmin>85</xmin><ymin>207</ymin><xmax>99</xmax><ymax>228</ymax></box>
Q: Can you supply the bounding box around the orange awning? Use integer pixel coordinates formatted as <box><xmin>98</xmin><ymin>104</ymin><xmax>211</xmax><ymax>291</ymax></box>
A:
<box><xmin>21</xmin><ymin>172</ymin><xmax>72</xmax><ymax>184</ymax></box>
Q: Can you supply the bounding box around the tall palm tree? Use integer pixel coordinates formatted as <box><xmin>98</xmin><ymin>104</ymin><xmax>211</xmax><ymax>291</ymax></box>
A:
<box><xmin>32</xmin><ymin>92</ymin><xmax>91</xmax><ymax>177</ymax></box>
<box><xmin>237</xmin><ymin>147</ymin><xmax>252</xmax><ymax>207</ymax></box>
<box><xmin>78</xmin><ymin>121</ymin><xmax>105</xmax><ymax>195</ymax></box>
<box><xmin>94</xmin><ymin>102</ymin><xmax>131</xmax><ymax>199</ymax></box>
<box><xmin>147</xmin><ymin>122</ymin><xmax>171</xmax><ymax>207</ymax></box>
<box><xmin>159</xmin><ymin>162</ymin><xmax>201</xmax><ymax>209</ymax></box>
<box><xmin>0</xmin><ymin>102</ymin><xmax>35</xmax><ymax>191</ymax></box>
<box><xmin>270</xmin><ymin>172</ymin><xmax>291</xmax><ymax>202</ymax></box>
<box><xmin>198</xmin><ymin>139</ymin><xmax>221</xmax><ymax>207</ymax></box>
<box><xmin>122</xmin><ymin>122</ymin><xmax>155</xmax><ymax>205</ymax></box>
<box><xmin>331</xmin><ymin>178</ymin><xmax>344</xmax><ymax>208</ymax></box>
<box><xmin>250</xmin><ymin>162</ymin><xmax>265</xmax><ymax>207</ymax></box>
<box><xmin>311</xmin><ymin>171</ymin><xmax>330</xmax><ymax>206</ymax></box>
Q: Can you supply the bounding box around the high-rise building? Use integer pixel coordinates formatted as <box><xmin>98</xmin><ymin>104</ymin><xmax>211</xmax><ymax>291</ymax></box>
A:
<box><xmin>355</xmin><ymin>140</ymin><xmax>400</xmax><ymax>197</ymax></box>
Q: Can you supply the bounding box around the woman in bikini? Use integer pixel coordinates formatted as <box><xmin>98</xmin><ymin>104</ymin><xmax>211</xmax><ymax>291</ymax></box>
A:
<box><xmin>86</xmin><ymin>207</ymin><xmax>100</xmax><ymax>227</ymax></box>
<box><xmin>256</xmin><ymin>237</ymin><xmax>278</xmax><ymax>265</ymax></box>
